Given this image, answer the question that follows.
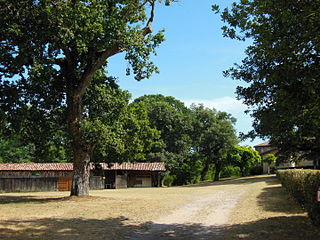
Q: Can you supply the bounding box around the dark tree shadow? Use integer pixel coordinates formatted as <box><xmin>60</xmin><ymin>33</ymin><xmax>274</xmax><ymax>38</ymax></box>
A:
<box><xmin>2</xmin><ymin>216</ymin><xmax>319</xmax><ymax>240</ymax></box>
<box><xmin>0</xmin><ymin>217</ymin><xmax>136</xmax><ymax>240</ymax></box>
<box><xmin>1</xmin><ymin>175</ymin><xmax>318</xmax><ymax>240</ymax></box>
<box><xmin>223</xmin><ymin>216</ymin><xmax>320</xmax><ymax>240</ymax></box>
<box><xmin>256</xmin><ymin>185</ymin><xmax>305</xmax><ymax>214</ymax></box>
<box><xmin>0</xmin><ymin>195</ymin><xmax>67</xmax><ymax>204</ymax></box>
<box><xmin>0</xmin><ymin>195</ymin><xmax>109</xmax><ymax>205</ymax></box>
<box><xmin>127</xmin><ymin>221</ymin><xmax>224</xmax><ymax>240</ymax></box>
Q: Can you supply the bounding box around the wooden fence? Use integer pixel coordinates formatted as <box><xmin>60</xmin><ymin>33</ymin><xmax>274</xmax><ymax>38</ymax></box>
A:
<box><xmin>0</xmin><ymin>176</ymin><xmax>57</xmax><ymax>193</ymax></box>
<box><xmin>0</xmin><ymin>176</ymin><xmax>104</xmax><ymax>193</ymax></box>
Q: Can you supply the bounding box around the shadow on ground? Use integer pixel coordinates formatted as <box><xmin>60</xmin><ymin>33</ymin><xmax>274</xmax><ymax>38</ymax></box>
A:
<box><xmin>0</xmin><ymin>217</ymin><xmax>135</xmax><ymax>240</ymax></box>
<box><xmin>0</xmin><ymin>195</ymin><xmax>67</xmax><ymax>204</ymax></box>
<box><xmin>1</xmin><ymin>216</ymin><xmax>320</xmax><ymax>240</ymax></box>
<box><xmin>257</xmin><ymin>185</ymin><xmax>305</xmax><ymax>214</ymax></box>
<box><xmin>223</xmin><ymin>216</ymin><xmax>320</xmax><ymax>240</ymax></box>
<box><xmin>0</xmin><ymin>195</ymin><xmax>107</xmax><ymax>205</ymax></box>
<box><xmin>1</xmin><ymin>175</ymin><xmax>318</xmax><ymax>240</ymax></box>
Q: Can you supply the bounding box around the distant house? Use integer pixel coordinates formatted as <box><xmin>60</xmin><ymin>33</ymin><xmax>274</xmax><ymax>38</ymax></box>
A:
<box><xmin>0</xmin><ymin>162</ymin><xmax>165</xmax><ymax>193</ymax></box>
<box><xmin>254</xmin><ymin>141</ymin><xmax>313</xmax><ymax>173</ymax></box>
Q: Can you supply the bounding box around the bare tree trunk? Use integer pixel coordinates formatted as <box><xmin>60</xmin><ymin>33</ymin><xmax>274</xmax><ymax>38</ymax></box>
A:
<box><xmin>240</xmin><ymin>167</ymin><xmax>245</xmax><ymax>177</ymax></box>
<box><xmin>214</xmin><ymin>161</ymin><xmax>222</xmax><ymax>181</ymax></box>
<box><xmin>71</xmin><ymin>147</ymin><xmax>91</xmax><ymax>196</ymax></box>
<box><xmin>201</xmin><ymin>162</ymin><xmax>209</xmax><ymax>181</ymax></box>
<box><xmin>67</xmin><ymin>85</ymin><xmax>92</xmax><ymax>196</ymax></box>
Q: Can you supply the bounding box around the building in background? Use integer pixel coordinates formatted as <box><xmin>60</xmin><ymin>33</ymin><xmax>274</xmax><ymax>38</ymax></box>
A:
<box><xmin>0</xmin><ymin>162</ymin><xmax>165</xmax><ymax>193</ymax></box>
<box><xmin>254</xmin><ymin>141</ymin><xmax>313</xmax><ymax>173</ymax></box>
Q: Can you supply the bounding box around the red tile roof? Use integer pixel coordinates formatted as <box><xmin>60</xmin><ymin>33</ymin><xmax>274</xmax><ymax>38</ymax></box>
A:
<box><xmin>100</xmin><ymin>162</ymin><xmax>166</xmax><ymax>171</ymax></box>
<box><xmin>0</xmin><ymin>162</ymin><xmax>166</xmax><ymax>172</ymax></box>
<box><xmin>0</xmin><ymin>163</ymin><xmax>73</xmax><ymax>171</ymax></box>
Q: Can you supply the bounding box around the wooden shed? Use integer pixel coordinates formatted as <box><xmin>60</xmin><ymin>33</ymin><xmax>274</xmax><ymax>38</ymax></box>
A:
<box><xmin>0</xmin><ymin>162</ymin><xmax>165</xmax><ymax>192</ymax></box>
<box><xmin>99</xmin><ymin>162</ymin><xmax>166</xmax><ymax>189</ymax></box>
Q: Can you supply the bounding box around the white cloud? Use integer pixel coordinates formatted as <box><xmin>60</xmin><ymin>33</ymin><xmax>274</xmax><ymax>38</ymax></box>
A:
<box><xmin>182</xmin><ymin>96</ymin><xmax>247</xmax><ymax>114</ymax></box>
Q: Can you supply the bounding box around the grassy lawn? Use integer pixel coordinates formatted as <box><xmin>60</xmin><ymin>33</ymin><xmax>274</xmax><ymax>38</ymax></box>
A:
<box><xmin>223</xmin><ymin>175</ymin><xmax>320</xmax><ymax>240</ymax></box>
<box><xmin>1</xmin><ymin>175</ymin><xmax>319</xmax><ymax>240</ymax></box>
<box><xmin>1</xmin><ymin>184</ymin><xmax>228</xmax><ymax>240</ymax></box>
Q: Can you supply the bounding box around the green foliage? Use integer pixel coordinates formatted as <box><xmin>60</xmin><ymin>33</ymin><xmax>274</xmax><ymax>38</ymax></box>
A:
<box><xmin>82</xmin><ymin>76</ymin><xmax>160</xmax><ymax>163</ymax></box>
<box><xmin>0</xmin><ymin>135</ymin><xmax>33</xmax><ymax>163</ymax></box>
<box><xmin>228</xmin><ymin>145</ymin><xmax>261</xmax><ymax>177</ymax></box>
<box><xmin>134</xmin><ymin>94</ymin><xmax>193</xmax><ymax>154</ymax></box>
<box><xmin>220</xmin><ymin>165</ymin><xmax>240</xmax><ymax>178</ymax></box>
<box><xmin>263</xmin><ymin>154</ymin><xmax>277</xmax><ymax>165</ymax></box>
<box><xmin>0</xmin><ymin>0</ymin><xmax>172</xmax><ymax>195</ymax></box>
<box><xmin>191</xmin><ymin>104</ymin><xmax>238</xmax><ymax>181</ymax></box>
<box><xmin>173</xmin><ymin>155</ymin><xmax>203</xmax><ymax>185</ymax></box>
<box><xmin>132</xmin><ymin>94</ymin><xmax>194</xmax><ymax>185</ymax></box>
<box><xmin>162</xmin><ymin>174</ymin><xmax>175</xmax><ymax>187</ymax></box>
<box><xmin>218</xmin><ymin>0</ymin><xmax>320</xmax><ymax>163</ymax></box>
<box><xmin>277</xmin><ymin>170</ymin><xmax>320</xmax><ymax>226</ymax></box>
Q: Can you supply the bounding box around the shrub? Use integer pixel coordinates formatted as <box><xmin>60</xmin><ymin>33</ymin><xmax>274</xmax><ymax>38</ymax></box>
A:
<box><xmin>277</xmin><ymin>169</ymin><xmax>320</xmax><ymax>226</ymax></box>
<box><xmin>162</xmin><ymin>175</ymin><xmax>175</xmax><ymax>187</ymax></box>
<box><xmin>221</xmin><ymin>166</ymin><xmax>240</xmax><ymax>178</ymax></box>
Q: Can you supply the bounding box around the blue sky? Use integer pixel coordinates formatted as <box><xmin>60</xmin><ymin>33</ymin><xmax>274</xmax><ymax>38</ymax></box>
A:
<box><xmin>108</xmin><ymin>0</ymin><xmax>263</xmax><ymax>147</ymax></box>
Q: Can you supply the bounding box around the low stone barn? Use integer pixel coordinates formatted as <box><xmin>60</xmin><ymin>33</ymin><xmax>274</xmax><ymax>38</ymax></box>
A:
<box><xmin>254</xmin><ymin>141</ymin><xmax>314</xmax><ymax>173</ymax></box>
<box><xmin>0</xmin><ymin>162</ymin><xmax>165</xmax><ymax>192</ymax></box>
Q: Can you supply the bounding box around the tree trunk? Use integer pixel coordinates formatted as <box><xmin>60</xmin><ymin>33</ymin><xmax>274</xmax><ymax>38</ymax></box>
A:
<box><xmin>201</xmin><ymin>162</ymin><xmax>209</xmax><ymax>181</ymax></box>
<box><xmin>240</xmin><ymin>167</ymin><xmax>245</xmax><ymax>177</ymax></box>
<box><xmin>214</xmin><ymin>161</ymin><xmax>222</xmax><ymax>181</ymax></box>
<box><xmin>71</xmin><ymin>147</ymin><xmax>91</xmax><ymax>196</ymax></box>
<box><xmin>67</xmin><ymin>83</ymin><xmax>92</xmax><ymax>196</ymax></box>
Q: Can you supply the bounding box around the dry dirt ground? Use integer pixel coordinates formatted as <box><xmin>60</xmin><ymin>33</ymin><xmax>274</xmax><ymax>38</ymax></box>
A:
<box><xmin>0</xmin><ymin>175</ymin><xmax>320</xmax><ymax>240</ymax></box>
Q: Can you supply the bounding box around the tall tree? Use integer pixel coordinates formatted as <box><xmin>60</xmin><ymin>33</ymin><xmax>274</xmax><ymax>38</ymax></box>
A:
<box><xmin>132</xmin><ymin>94</ymin><xmax>194</xmax><ymax>184</ymax></box>
<box><xmin>88</xmin><ymin>85</ymin><xmax>161</xmax><ymax>164</ymax></box>
<box><xmin>217</xmin><ymin>0</ymin><xmax>320</xmax><ymax>165</ymax></box>
<box><xmin>228</xmin><ymin>145</ymin><xmax>261</xmax><ymax>177</ymax></box>
<box><xmin>0</xmin><ymin>0</ymin><xmax>174</xmax><ymax>196</ymax></box>
<box><xmin>191</xmin><ymin>104</ymin><xmax>238</xmax><ymax>181</ymax></box>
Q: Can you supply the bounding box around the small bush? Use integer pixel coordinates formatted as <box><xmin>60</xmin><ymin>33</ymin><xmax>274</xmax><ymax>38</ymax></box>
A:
<box><xmin>221</xmin><ymin>166</ymin><xmax>240</xmax><ymax>178</ymax></box>
<box><xmin>162</xmin><ymin>175</ymin><xmax>175</xmax><ymax>187</ymax></box>
<box><xmin>277</xmin><ymin>169</ymin><xmax>320</xmax><ymax>226</ymax></box>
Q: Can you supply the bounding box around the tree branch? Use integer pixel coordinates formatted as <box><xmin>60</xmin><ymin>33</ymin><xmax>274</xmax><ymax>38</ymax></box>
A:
<box><xmin>43</xmin><ymin>57</ymin><xmax>66</xmax><ymax>66</ymax></box>
<box><xmin>76</xmin><ymin>45</ymin><xmax>123</xmax><ymax>98</ymax></box>
<box><xmin>75</xmin><ymin>0</ymin><xmax>157</xmax><ymax>98</ymax></box>
<box><xmin>62</xmin><ymin>47</ymin><xmax>74</xmax><ymax>68</ymax></box>
<box><xmin>142</xmin><ymin>0</ymin><xmax>156</xmax><ymax>36</ymax></box>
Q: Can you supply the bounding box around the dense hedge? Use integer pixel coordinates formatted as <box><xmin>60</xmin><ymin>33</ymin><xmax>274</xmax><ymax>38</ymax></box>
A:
<box><xmin>277</xmin><ymin>169</ymin><xmax>320</xmax><ymax>226</ymax></box>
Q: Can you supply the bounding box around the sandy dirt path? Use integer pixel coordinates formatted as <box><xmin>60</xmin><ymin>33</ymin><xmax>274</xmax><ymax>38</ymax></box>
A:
<box><xmin>2</xmin><ymin>175</ymin><xmax>319</xmax><ymax>240</ymax></box>
<box><xmin>125</xmin><ymin>175</ymin><xmax>320</xmax><ymax>240</ymax></box>
<box><xmin>125</xmin><ymin>184</ymin><xmax>250</xmax><ymax>240</ymax></box>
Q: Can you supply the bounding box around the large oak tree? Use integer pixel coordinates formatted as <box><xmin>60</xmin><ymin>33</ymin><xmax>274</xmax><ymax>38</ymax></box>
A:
<box><xmin>0</xmin><ymin>0</ymin><xmax>174</xmax><ymax>196</ymax></box>
<box><xmin>191</xmin><ymin>104</ymin><xmax>238</xmax><ymax>181</ymax></box>
<box><xmin>218</xmin><ymin>0</ymin><xmax>320</xmax><ymax>165</ymax></box>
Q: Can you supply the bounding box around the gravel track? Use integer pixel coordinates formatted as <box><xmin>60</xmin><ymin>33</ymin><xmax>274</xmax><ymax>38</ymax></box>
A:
<box><xmin>126</xmin><ymin>185</ymin><xmax>249</xmax><ymax>240</ymax></box>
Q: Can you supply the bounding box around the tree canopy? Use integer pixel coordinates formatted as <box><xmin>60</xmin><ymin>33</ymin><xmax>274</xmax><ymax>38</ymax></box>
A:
<box><xmin>218</xmin><ymin>0</ymin><xmax>320</xmax><ymax>165</ymax></box>
<box><xmin>191</xmin><ymin>104</ymin><xmax>238</xmax><ymax>181</ymax></box>
<box><xmin>228</xmin><ymin>145</ymin><xmax>261</xmax><ymax>177</ymax></box>
<box><xmin>0</xmin><ymin>0</ymin><xmax>173</xmax><ymax>196</ymax></box>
